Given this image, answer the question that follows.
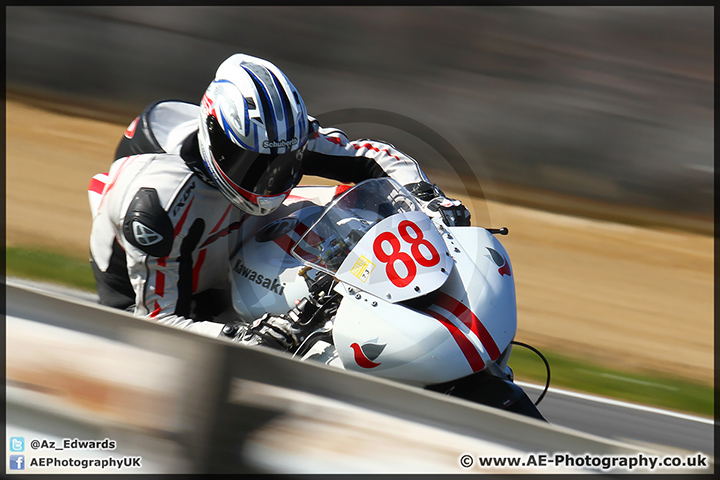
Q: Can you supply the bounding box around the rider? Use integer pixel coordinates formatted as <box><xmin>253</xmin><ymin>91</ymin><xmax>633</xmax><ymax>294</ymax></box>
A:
<box><xmin>88</xmin><ymin>53</ymin><xmax>470</xmax><ymax>346</ymax></box>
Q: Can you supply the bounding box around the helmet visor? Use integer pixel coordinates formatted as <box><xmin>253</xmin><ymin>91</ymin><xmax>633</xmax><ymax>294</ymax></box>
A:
<box><xmin>208</xmin><ymin>117</ymin><xmax>304</xmax><ymax>196</ymax></box>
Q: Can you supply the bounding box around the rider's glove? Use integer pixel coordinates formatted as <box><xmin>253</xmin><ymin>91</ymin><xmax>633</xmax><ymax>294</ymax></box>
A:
<box><xmin>424</xmin><ymin>196</ymin><xmax>472</xmax><ymax>227</ymax></box>
<box><xmin>220</xmin><ymin>313</ymin><xmax>305</xmax><ymax>352</ymax></box>
<box><xmin>405</xmin><ymin>181</ymin><xmax>471</xmax><ymax>227</ymax></box>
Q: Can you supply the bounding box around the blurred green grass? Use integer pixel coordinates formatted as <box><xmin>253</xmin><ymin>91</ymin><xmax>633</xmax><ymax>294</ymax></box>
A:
<box><xmin>509</xmin><ymin>345</ymin><xmax>713</xmax><ymax>418</ymax></box>
<box><xmin>5</xmin><ymin>245</ymin><xmax>713</xmax><ymax>418</ymax></box>
<box><xmin>6</xmin><ymin>245</ymin><xmax>96</xmax><ymax>291</ymax></box>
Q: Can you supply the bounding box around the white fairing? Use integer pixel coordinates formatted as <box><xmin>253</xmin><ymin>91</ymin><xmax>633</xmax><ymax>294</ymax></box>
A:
<box><xmin>230</xmin><ymin>179</ymin><xmax>517</xmax><ymax>388</ymax></box>
<box><xmin>331</xmin><ymin>225</ymin><xmax>516</xmax><ymax>386</ymax></box>
<box><xmin>334</xmin><ymin>210</ymin><xmax>453</xmax><ymax>303</ymax></box>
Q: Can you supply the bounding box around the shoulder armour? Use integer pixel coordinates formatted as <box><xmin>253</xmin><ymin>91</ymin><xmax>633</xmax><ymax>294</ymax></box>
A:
<box><xmin>123</xmin><ymin>188</ymin><xmax>174</xmax><ymax>258</ymax></box>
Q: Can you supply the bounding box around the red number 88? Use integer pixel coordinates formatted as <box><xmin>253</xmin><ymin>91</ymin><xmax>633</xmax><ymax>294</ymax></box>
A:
<box><xmin>398</xmin><ymin>220</ymin><xmax>440</xmax><ymax>267</ymax></box>
<box><xmin>372</xmin><ymin>220</ymin><xmax>441</xmax><ymax>288</ymax></box>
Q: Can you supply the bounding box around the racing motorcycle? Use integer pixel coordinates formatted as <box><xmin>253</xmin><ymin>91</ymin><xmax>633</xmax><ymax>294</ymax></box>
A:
<box><xmin>228</xmin><ymin>177</ymin><xmax>549</xmax><ymax>420</ymax></box>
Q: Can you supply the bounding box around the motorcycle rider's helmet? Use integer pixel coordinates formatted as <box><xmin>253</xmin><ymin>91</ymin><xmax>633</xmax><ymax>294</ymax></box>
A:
<box><xmin>198</xmin><ymin>53</ymin><xmax>310</xmax><ymax>215</ymax></box>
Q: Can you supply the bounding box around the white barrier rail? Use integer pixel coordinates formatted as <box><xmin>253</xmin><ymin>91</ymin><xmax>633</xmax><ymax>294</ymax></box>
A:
<box><xmin>5</xmin><ymin>281</ymin><xmax>705</xmax><ymax>474</ymax></box>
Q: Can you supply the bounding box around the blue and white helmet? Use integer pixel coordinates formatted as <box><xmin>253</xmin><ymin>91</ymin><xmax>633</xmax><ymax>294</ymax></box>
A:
<box><xmin>198</xmin><ymin>54</ymin><xmax>310</xmax><ymax>215</ymax></box>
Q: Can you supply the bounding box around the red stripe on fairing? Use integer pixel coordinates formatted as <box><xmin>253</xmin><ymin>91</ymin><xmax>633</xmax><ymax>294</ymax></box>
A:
<box><xmin>292</xmin><ymin>221</ymin><xmax>323</xmax><ymax>247</ymax></box>
<box><xmin>294</xmin><ymin>222</ymin><xmax>309</xmax><ymax>236</ymax></box>
<box><xmin>292</xmin><ymin>222</ymin><xmax>324</xmax><ymax>256</ymax></box>
<box><xmin>434</xmin><ymin>292</ymin><xmax>501</xmax><ymax>361</ymax></box>
<box><xmin>272</xmin><ymin>234</ymin><xmax>295</xmax><ymax>256</ymax></box>
<box><xmin>422</xmin><ymin>308</ymin><xmax>486</xmax><ymax>372</ymax></box>
<box><xmin>273</xmin><ymin>234</ymin><xmax>313</xmax><ymax>259</ymax></box>
<box><xmin>88</xmin><ymin>176</ymin><xmax>106</xmax><ymax>194</ymax></box>
<box><xmin>150</xmin><ymin>301</ymin><xmax>161</xmax><ymax>318</ymax></box>
<box><xmin>272</xmin><ymin>221</ymin><xmax>316</xmax><ymax>259</ymax></box>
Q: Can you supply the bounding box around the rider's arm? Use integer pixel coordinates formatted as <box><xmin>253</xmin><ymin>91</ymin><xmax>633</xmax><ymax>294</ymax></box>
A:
<box><xmin>301</xmin><ymin>117</ymin><xmax>430</xmax><ymax>186</ymax></box>
<box><xmin>119</xmin><ymin>222</ymin><xmax>226</xmax><ymax>338</ymax></box>
<box><xmin>300</xmin><ymin>117</ymin><xmax>471</xmax><ymax>226</ymax></box>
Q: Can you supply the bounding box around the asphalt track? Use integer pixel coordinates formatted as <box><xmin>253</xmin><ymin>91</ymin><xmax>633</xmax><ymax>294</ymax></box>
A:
<box><xmin>9</xmin><ymin>277</ymin><xmax>714</xmax><ymax>459</ymax></box>
<box><xmin>520</xmin><ymin>382</ymin><xmax>713</xmax><ymax>456</ymax></box>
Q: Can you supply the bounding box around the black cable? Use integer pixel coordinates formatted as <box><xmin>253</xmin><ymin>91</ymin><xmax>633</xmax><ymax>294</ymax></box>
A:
<box><xmin>511</xmin><ymin>340</ymin><xmax>551</xmax><ymax>406</ymax></box>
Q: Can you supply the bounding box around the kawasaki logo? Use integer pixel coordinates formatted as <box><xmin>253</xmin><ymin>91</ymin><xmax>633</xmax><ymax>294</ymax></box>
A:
<box><xmin>263</xmin><ymin>138</ymin><xmax>298</xmax><ymax>149</ymax></box>
<box><xmin>232</xmin><ymin>259</ymin><xmax>285</xmax><ymax>296</ymax></box>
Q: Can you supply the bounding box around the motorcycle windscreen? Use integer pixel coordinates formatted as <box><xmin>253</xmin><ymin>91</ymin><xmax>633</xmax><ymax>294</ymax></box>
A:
<box><xmin>290</xmin><ymin>178</ymin><xmax>452</xmax><ymax>302</ymax></box>
<box><xmin>290</xmin><ymin>177</ymin><xmax>417</xmax><ymax>273</ymax></box>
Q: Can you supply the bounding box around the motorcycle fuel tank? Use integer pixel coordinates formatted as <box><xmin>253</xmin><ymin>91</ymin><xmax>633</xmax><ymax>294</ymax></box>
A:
<box><xmin>229</xmin><ymin>198</ymin><xmax>327</xmax><ymax>322</ymax></box>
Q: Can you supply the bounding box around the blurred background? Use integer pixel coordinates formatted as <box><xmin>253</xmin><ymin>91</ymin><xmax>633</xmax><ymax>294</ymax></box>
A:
<box><xmin>5</xmin><ymin>6</ymin><xmax>714</xmax><ymax>474</ymax></box>
<box><xmin>6</xmin><ymin>6</ymin><xmax>714</xmax><ymax>232</ymax></box>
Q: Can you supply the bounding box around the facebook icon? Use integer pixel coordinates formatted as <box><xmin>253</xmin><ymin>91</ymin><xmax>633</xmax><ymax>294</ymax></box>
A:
<box><xmin>10</xmin><ymin>454</ymin><xmax>25</xmax><ymax>470</ymax></box>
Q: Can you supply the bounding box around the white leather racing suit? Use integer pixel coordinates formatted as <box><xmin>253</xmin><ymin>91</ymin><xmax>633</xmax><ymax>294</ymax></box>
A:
<box><xmin>88</xmin><ymin>100</ymin><xmax>434</xmax><ymax>337</ymax></box>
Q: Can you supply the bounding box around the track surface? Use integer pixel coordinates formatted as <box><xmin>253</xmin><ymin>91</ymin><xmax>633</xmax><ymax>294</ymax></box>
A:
<box><xmin>9</xmin><ymin>278</ymin><xmax>713</xmax><ymax>458</ymax></box>
<box><xmin>521</xmin><ymin>383</ymin><xmax>713</xmax><ymax>455</ymax></box>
